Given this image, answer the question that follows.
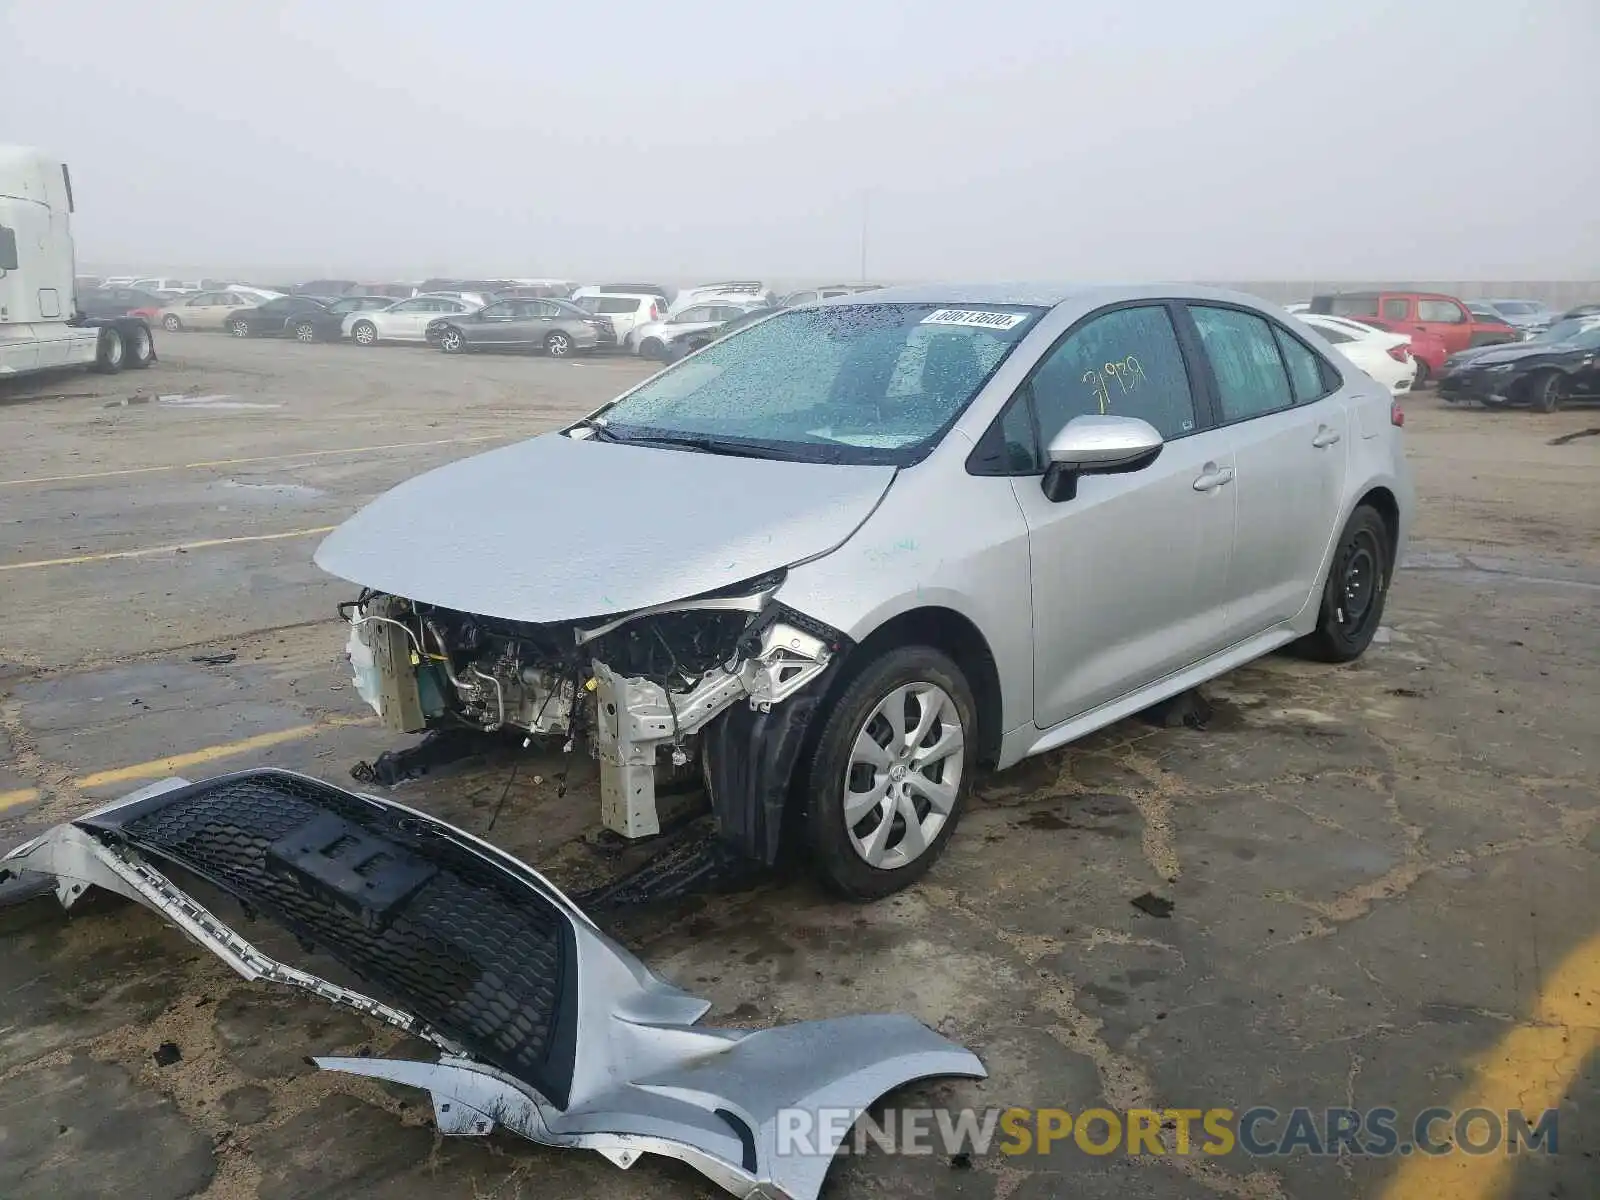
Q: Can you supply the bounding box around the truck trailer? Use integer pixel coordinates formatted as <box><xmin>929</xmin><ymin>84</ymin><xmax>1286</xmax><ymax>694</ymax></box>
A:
<box><xmin>0</xmin><ymin>145</ymin><xmax>156</xmax><ymax>378</ymax></box>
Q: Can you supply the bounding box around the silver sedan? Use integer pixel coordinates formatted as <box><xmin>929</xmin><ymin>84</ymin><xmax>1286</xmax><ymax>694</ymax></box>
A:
<box><xmin>316</xmin><ymin>283</ymin><xmax>1412</xmax><ymax>900</ymax></box>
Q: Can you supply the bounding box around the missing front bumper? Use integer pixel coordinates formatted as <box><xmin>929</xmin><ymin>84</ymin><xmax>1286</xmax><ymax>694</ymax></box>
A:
<box><xmin>2</xmin><ymin>769</ymin><xmax>984</xmax><ymax>1199</ymax></box>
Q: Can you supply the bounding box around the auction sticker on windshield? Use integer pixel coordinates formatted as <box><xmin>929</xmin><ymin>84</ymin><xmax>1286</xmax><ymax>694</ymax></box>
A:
<box><xmin>921</xmin><ymin>309</ymin><xmax>1030</xmax><ymax>330</ymax></box>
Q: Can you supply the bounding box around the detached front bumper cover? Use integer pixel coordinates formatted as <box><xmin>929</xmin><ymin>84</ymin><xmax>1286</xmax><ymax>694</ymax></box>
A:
<box><xmin>1</xmin><ymin>769</ymin><xmax>984</xmax><ymax>1200</ymax></box>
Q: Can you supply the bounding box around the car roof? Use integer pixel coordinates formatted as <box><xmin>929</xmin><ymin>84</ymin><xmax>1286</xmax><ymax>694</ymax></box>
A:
<box><xmin>810</xmin><ymin>281</ymin><xmax>1279</xmax><ymax>310</ymax></box>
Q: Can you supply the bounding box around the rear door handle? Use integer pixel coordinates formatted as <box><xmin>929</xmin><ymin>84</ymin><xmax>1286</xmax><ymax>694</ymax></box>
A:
<box><xmin>1192</xmin><ymin>464</ymin><xmax>1236</xmax><ymax>492</ymax></box>
<box><xmin>1312</xmin><ymin>427</ymin><xmax>1342</xmax><ymax>448</ymax></box>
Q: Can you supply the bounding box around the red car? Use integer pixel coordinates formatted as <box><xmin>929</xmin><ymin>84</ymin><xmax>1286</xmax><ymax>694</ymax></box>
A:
<box><xmin>1350</xmin><ymin>315</ymin><xmax>1449</xmax><ymax>385</ymax></box>
<box><xmin>1310</xmin><ymin>290</ymin><xmax>1517</xmax><ymax>357</ymax></box>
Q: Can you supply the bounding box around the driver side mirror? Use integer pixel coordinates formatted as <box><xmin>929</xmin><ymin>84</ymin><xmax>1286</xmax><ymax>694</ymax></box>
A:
<box><xmin>1041</xmin><ymin>415</ymin><xmax>1165</xmax><ymax>503</ymax></box>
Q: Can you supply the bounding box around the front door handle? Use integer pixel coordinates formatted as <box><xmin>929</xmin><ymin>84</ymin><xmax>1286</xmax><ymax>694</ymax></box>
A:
<box><xmin>1312</xmin><ymin>427</ymin><xmax>1342</xmax><ymax>448</ymax></box>
<box><xmin>1192</xmin><ymin>464</ymin><xmax>1236</xmax><ymax>492</ymax></box>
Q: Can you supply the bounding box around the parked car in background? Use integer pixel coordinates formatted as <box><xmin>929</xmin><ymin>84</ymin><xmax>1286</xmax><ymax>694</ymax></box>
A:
<box><xmin>778</xmin><ymin>283</ymin><xmax>884</xmax><ymax>307</ymax></box>
<box><xmin>669</xmin><ymin>281</ymin><xmax>773</xmax><ymax>313</ymax></box>
<box><xmin>1559</xmin><ymin>303</ymin><xmax>1600</xmax><ymax>321</ymax></box>
<box><xmin>1474</xmin><ymin>298</ymin><xmax>1554</xmax><ymax>337</ymax></box>
<box><xmin>1309</xmin><ymin>291</ymin><xmax>1517</xmax><ymax>355</ymax></box>
<box><xmin>587</xmin><ymin>282</ymin><xmax>672</xmax><ymax>303</ymax></box>
<box><xmin>345</xmin><ymin>294</ymin><xmax>481</xmax><ymax>346</ymax></box>
<box><xmin>1438</xmin><ymin>318</ymin><xmax>1600</xmax><ymax>411</ymax></box>
<box><xmin>346</xmin><ymin>282</ymin><xmax>419</xmax><ymax>300</ymax></box>
<box><xmin>1348</xmin><ymin>314</ymin><xmax>1449</xmax><ymax>385</ymax></box>
<box><xmin>158</xmin><ymin>289</ymin><xmax>263</xmax><ymax>331</ymax></box>
<box><xmin>660</xmin><ymin>306</ymin><xmax>778</xmax><ymax>362</ymax></box>
<box><xmin>631</xmin><ymin>300</ymin><xmax>769</xmax><ymax>358</ymax></box>
<box><xmin>314</xmin><ymin>283</ymin><xmax>1411</xmax><ymax>899</ymax></box>
<box><xmin>427</xmin><ymin>298</ymin><xmax>600</xmax><ymax>357</ymax></box>
<box><xmin>285</xmin><ymin>295</ymin><xmax>400</xmax><ymax>343</ymax></box>
<box><xmin>1297</xmin><ymin>313</ymin><xmax>1414</xmax><ymax>395</ymax></box>
<box><xmin>78</xmin><ymin>287</ymin><xmax>165</xmax><ymax>321</ymax></box>
<box><xmin>295</xmin><ymin>279</ymin><xmax>359</xmax><ymax>297</ymax></box>
<box><xmin>571</xmin><ymin>290</ymin><xmax>667</xmax><ymax>347</ymax></box>
<box><xmin>130</xmin><ymin>276</ymin><xmax>204</xmax><ymax>295</ymax></box>
<box><xmin>226</xmin><ymin>293</ymin><xmax>335</xmax><ymax>338</ymax></box>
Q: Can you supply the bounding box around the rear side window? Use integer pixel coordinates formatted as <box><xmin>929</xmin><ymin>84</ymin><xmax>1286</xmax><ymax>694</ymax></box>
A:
<box><xmin>596</xmin><ymin>297</ymin><xmax>639</xmax><ymax>314</ymax></box>
<box><xmin>1380</xmin><ymin>297</ymin><xmax>1410</xmax><ymax>320</ymax></box>
<box><xmin>1029</xmin><ymin>305</ymin><xmax>1199</xmax><ymax>442</ymax></box>
<box><xmin>1189</xmin><ymin>305</ymin><xmax>1294</xmax><ymax>421</ymax></box>
<box><xmin>1273</xmin><ymin>326</ymin><xmax>1338</xmax><ymax>402</ymax></box>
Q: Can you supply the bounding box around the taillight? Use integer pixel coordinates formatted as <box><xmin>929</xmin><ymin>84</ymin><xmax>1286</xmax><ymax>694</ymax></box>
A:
<box><xmin>1386</xmin><ymin>344</ymin><xmax>1411</xmax><ymax>362</ymax></box>
<box><xmin>649</xmin><ymin>302</ymin><xmax>659</xmax><ymax>320</ymax></box>
<box><xmin>1390</xmin><ymin>398</ymin><xmax>1404</xmax><ymax>426</ymax></box>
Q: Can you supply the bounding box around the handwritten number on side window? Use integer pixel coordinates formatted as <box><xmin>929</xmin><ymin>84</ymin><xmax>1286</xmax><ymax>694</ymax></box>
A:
<box><xmin>1081</xmin><ymin>355</ymin><xmax>1146</xmax><ymax>414</ymax></box>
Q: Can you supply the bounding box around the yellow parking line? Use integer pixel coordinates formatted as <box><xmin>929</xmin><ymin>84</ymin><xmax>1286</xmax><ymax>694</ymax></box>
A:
<box><xmin>1379</xmin><ymin>927</ymin><xmax>1600</xmax><ymax>1200</ymax></box>
<box><xmin>0</xmin><ymin>526</ymin><xmax>336</xmax><ymax>572</ymax></box>
<box><xmin>74</xmin><ymin>716</ymin><xmax>371</xmax><ymax>790</ymax></box>
<box><xmin>0</xmin><ymin>787</ymin><xmax>41</xmax><ymax>813</ymax></box>
<box><xmin>0</xmin><ymin>435</ymin><xmax>508</xmax><ymax>488</ymax></box>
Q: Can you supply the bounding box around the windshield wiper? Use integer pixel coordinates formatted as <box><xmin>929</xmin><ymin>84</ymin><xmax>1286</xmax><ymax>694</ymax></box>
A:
<box><xmin>599</xmin><ymin>431</ymin><xmax>800</xmax><ymax>460</ymax></box>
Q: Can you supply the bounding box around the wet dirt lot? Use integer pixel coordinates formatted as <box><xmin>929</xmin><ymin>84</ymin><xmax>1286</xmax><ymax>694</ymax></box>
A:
<box><xmin>1</xmin><ymin>336</ymin><xmax>1596</xmax><ymax>1200</ymax></box>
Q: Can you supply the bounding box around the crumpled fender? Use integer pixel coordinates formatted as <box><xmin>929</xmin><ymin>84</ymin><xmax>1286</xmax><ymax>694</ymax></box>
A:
<box><xmin>1</xmin><ymin>769</ymin><xmax>985</xmax><ymax>1200</ymax></box>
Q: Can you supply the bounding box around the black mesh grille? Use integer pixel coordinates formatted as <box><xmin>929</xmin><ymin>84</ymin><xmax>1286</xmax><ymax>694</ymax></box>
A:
<box><xmin>81</xmin><ymin>772</ymin><xmax>569</xmax><ymax>1101</ymax></box>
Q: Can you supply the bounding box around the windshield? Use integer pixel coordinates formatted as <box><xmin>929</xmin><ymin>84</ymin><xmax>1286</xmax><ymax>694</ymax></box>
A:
<box><xmin>1488</xmin><ymin>301</ymin><xmax>1538</xmax><ymax>315</ymax></box>
<box><xmin>1533</xmin><ymin>318</ymin><xmax>1600</xmax><ymax>343</ymax></box>
<box><xmin>593</xmin><ymin>303</ymin><xmax>1043</xmax><ymax>465</ymax></box>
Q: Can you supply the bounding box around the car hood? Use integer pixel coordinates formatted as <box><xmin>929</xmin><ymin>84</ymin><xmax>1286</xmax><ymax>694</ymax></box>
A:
<box><xmin>314</xmin><ymin>433</ymin><xmax>896</xmax><ymax>622</ymax></box>
<box><xmin>1461</xmin><ymin>342</ymin><xmax>1579</xmax><ymax>366</ymax></box>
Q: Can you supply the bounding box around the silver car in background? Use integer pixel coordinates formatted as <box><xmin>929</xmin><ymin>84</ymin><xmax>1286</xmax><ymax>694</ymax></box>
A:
<box><xmin>315</xmin><ymin>284</ymin><xmax>1412</xmax><ymax>900</ymax></box>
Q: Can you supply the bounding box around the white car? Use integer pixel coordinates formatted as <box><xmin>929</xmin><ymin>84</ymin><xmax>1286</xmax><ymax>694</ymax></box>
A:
<box><xmin>343</xmin><ymin>293</ymin><xmax>483</xmax><ymax>346</ymax></box>
<box><xmin>130</xmin><ymin>276</ymin><xmax>204</xmax><ymax>294</ymax></box>
<box><xmin>630</xmin><ymin>300</ymin><xmax>769</xmax><ymax>357</ymax></box>
<box><xmin>1298</xmin><ymin>313</ymin><xmax>1414</xmax><ymax>395</ymax></box>
<box><xmin>571</xmin><ymin>290</ymin><xmax>668</xmax><ymax>346</ymax></box>
<box><xmin>668</xmin><ymin>281</ymin><xmax>773</xmax><ymax>314</ymax></box>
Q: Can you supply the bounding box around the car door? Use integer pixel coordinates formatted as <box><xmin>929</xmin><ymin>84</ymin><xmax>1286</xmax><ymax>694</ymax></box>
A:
<box><xmin>470</xmin><ymin>300</ymin><xmax>521</xmax><ymax>345</ymax></box>
<box><xmin>1185</xmin><ymin>304</ymin><xmax>1350</xmax><ymax>641</ymax></box>
<box><xmin>1412</xmin><ymin>296</ymin><xmax>1472</xmax><ymax>354</ymax></box>
<box><xmin>1005</xmin><ymin>303</ymin><xmax>1238</xmax><ymax>729</ymax></box>
<box><xmin>383</xmin><ymin>298</ymin><xmax>447</xmax><ymax>340</ymax></box>
<box><xmin>184</xmin><ymin>291</ymin><xmax>230</xmax><ymax>330</ymax></box>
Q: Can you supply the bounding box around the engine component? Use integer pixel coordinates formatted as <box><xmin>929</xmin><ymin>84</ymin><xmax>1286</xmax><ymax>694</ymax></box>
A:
<box><xmin>1</xmin><ymin>770</ymin><xmax>986</xmax><ymax>1200</ymax></box>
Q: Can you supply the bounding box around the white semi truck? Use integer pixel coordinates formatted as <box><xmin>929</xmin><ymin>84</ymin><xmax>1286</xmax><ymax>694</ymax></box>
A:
<box><xmin>0</xmin><ymin>145</ymin><xmax>156</xmax><ymax>379</ymax></box>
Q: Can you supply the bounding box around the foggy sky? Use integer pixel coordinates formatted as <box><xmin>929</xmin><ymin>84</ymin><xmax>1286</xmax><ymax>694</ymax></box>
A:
<box><xmin>5</xmin><ymin>0</ymin><xmax>1597</xmax><ymax>282</ymax></box>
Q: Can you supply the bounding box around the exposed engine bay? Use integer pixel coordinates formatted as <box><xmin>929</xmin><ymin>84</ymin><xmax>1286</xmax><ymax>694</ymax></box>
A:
<box><xmin>338</xmin><ymin>575</ymin><xmax>846</xmax><ymax>853</ymax></box>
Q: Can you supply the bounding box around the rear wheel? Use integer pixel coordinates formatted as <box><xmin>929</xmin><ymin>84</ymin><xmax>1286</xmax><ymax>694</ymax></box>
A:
<box><xmin>545</xmin><ymin>331</ymin><xmax>571</xmax><ymax>357</ymax></box>
<box><xmin>352</xmin><ymin>320</ymin><xmax>377</xmax><ymax>346</ymax></box>
<box><xmin>293</xmin><ymin>320</ymin><xmax>318</xmax><ymax>343</ymax></box>
<box><xmin>439</xmin><ymin>327</ymin><xmax>466</xmax><ymax>353</ymax></box>
<box><xmin>800</xmin><ymin>646</ymin><xmax>977</xmax><ymax>900</ymax></box>
<box><xmin>162</xmin><ymin>314</ymin><xmax>182</xmax><ymax>332</ymax></box>
<box><xmin>1412</xmin><ymin>359</ymin><xmax>1430</xmax><ymax>388</ymax></box>
<box><xmin>92</xmin><ymin>327</ymin><xmax>125</xmax><ymax>373</ymax></box>
<box><xmin>638</xmin><ymin>336</ymin><xmax>663</xmax><ymax>359</ymax></box>
<box><xmin>229</xmin><ymin>317</ymin><xmax>251</xmax><ymax>338</ymax></box>
<box><xmin>1296</xmin><ymin>505</ymin><xmax>1392</xmax><ymax>663</ymax></box>
<box><xmin>1527</xmin><ymin>369</ymin><xmax>1565</xmax><ymax>413</ymax></box>
<box><xmin>124</xmin><ymin>323</ymin><xmax>154</xmax><ymax>369</ymax></box>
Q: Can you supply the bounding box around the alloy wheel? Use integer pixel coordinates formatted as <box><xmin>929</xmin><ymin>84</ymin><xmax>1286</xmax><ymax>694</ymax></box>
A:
<box><xmin>842</xmin><ymin>682</ymin><xmax>965</xmax><ymax>870</ymax></box>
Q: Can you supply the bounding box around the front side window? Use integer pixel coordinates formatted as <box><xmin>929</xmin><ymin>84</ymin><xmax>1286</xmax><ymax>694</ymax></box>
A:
<box><xmin>1189</xmin><ymin>305</ymin><xmax>1294</xmax><ymax>421</ymax></box>
<box><xmin>597</xmin><ymin>302</ymin><xmax>1042</xmax><ymax>465</ymax></box>
<box><xmin>673</xmin><ymin>306</ymin><xmax>712</xmax><ymax>323</ymax></box>
<box><xmin>1380</xmin><ymin>297</ymin><xmax>1411</xmax><ymax>320</ymax></box>
<box><xmin>1417</xmin><ymin>299</ymin><xmax>1466</xmax><ymax>323</ymax></box>
<box><xmin>1029</xmin><ymin>305</ymin><xmax>1198</xmax><ymax>442</ymax></box>
<box><xmin>479</xmin><ymin>302</ymin><xmax>515</xmax><ymax>319</ymax></box>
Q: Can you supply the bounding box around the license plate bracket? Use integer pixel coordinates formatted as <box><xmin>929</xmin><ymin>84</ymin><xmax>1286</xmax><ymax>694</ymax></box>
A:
<box><xmin>267</xmin><ymin>812</ymin><xmax>436</xmax><ymax>931</ymax></box>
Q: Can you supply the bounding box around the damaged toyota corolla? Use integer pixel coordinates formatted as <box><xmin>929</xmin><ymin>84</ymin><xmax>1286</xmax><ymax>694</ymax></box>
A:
<box><xmin>316</xmin><ymin>283</ymin><xmax>1413</xmax><ymax>899</ymax></box>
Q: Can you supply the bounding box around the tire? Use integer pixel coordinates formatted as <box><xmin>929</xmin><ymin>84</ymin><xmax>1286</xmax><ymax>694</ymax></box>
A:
<box><xmin>1295</xmin><ymin>505</ymin><xmax>1393</xmax><ymax>664</ymax></box>
<box><xmin>1527</xmin><ymin>369</ymin><xmax>1564</xmax><ymax>414</ymax></box>
<box><xmin>439</xmin><ymin>327</ymin><xmax>466</xmax><ymax>354</ymax></box>
<box><xmin>1412</xmin><ymin>359</ymin><xmax>1430</xmax><ymax>388</ymax></box>
<box><xmin>162</xmin><ymin>314</ymin><xmax>182</xmax><ymax>332</ymax></box>
<box><xmin>124</xmin><ymin>322</ymin><xmax>154</xmax><ymax>369</ymax></box>
<box><xmin>545</xmin><ymin>331</ymin><xmax>572</xmax><ymax>357</ymax></box>
<box><xmin>229</xmin><ymin>318</ymin><xmax>251</xmax><ymax>338</ymax></box>
<box><xmin>92</xmin><ymin>327</ymin><xmax>126</xmax><ymax>373</ymax></box>
<box><xmin>293</xmin><ymin>321</ymin><xmax>318</xmax><ymax>344</ymax></box>
<box><xmin>352</xmin><ymin>320</ymin><xmax>378</xmax><ymax>346</ymax></box>
<box><xmin>638</xmin><ymin>336</ymin><xmax>664</xmax><ymax>360</ymax></box>
<box><xmin>799</xmin><ymin>646</ymin><xmax>977</xmax><ymax>900</ymax></box>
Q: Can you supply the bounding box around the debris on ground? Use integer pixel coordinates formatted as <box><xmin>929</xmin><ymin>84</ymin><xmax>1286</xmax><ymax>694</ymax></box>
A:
<box><xmin>190</xmin><ymin>652</ymin><xmax>238</xmax><ymax>666</ymax></box>
<box><xmin>152</xmin><ymin>1042</ymin><xmax>183</xmax><ymax>1067</ymax></box>
<box><xmin>1131</xmin><ymin>892</ymin><xmax>1175</xmax><ymax>918</ymax></box>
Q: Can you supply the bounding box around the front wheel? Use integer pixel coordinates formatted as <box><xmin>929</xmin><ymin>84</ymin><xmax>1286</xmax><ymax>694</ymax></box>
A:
<box><xmin>439</xmin><ymin>327</ymin><xmax>466</xmax><ymax>353</ymax></box>
<box><xmin>1527</xmin><ymin>369</ymin><xmax>1565</xmax><ymax>413</ymax></box>
<box><xmin>352</xmin><ymin>321</ymin><xmax>377</xmax><ymax>346</ymax></box>
<box><xmin>162</xmin><ymin>314</ymin><xmax>182</xmax><ymax>332</ymax></box>
<box><xmin>638</xmin><ymin>336</ymin><xmax>664</xmax><ymax>359</ymax></box>
<box><xmin>293</xmin><ymin>321</ymin><xmax>318</xmax><ymax>343</ymax></box>
<box><xmin>1295</xmin><ymin>505</ymin><xmax>1393</xmax><ymax>663</ymax></box>
<box><xmin>545</xmin><ymin>331</ymin><xmax>571</xmax><ymax>357</ymax></box>
<box><xmin>1412</xmin><ymin>360</ymin><xmax>1430</xmax><ymax>388</ymax></box>
<box><xmin>800</xmin><ymin>646</ymin><xmax>977</xmax><ymax>900</ymax></box>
